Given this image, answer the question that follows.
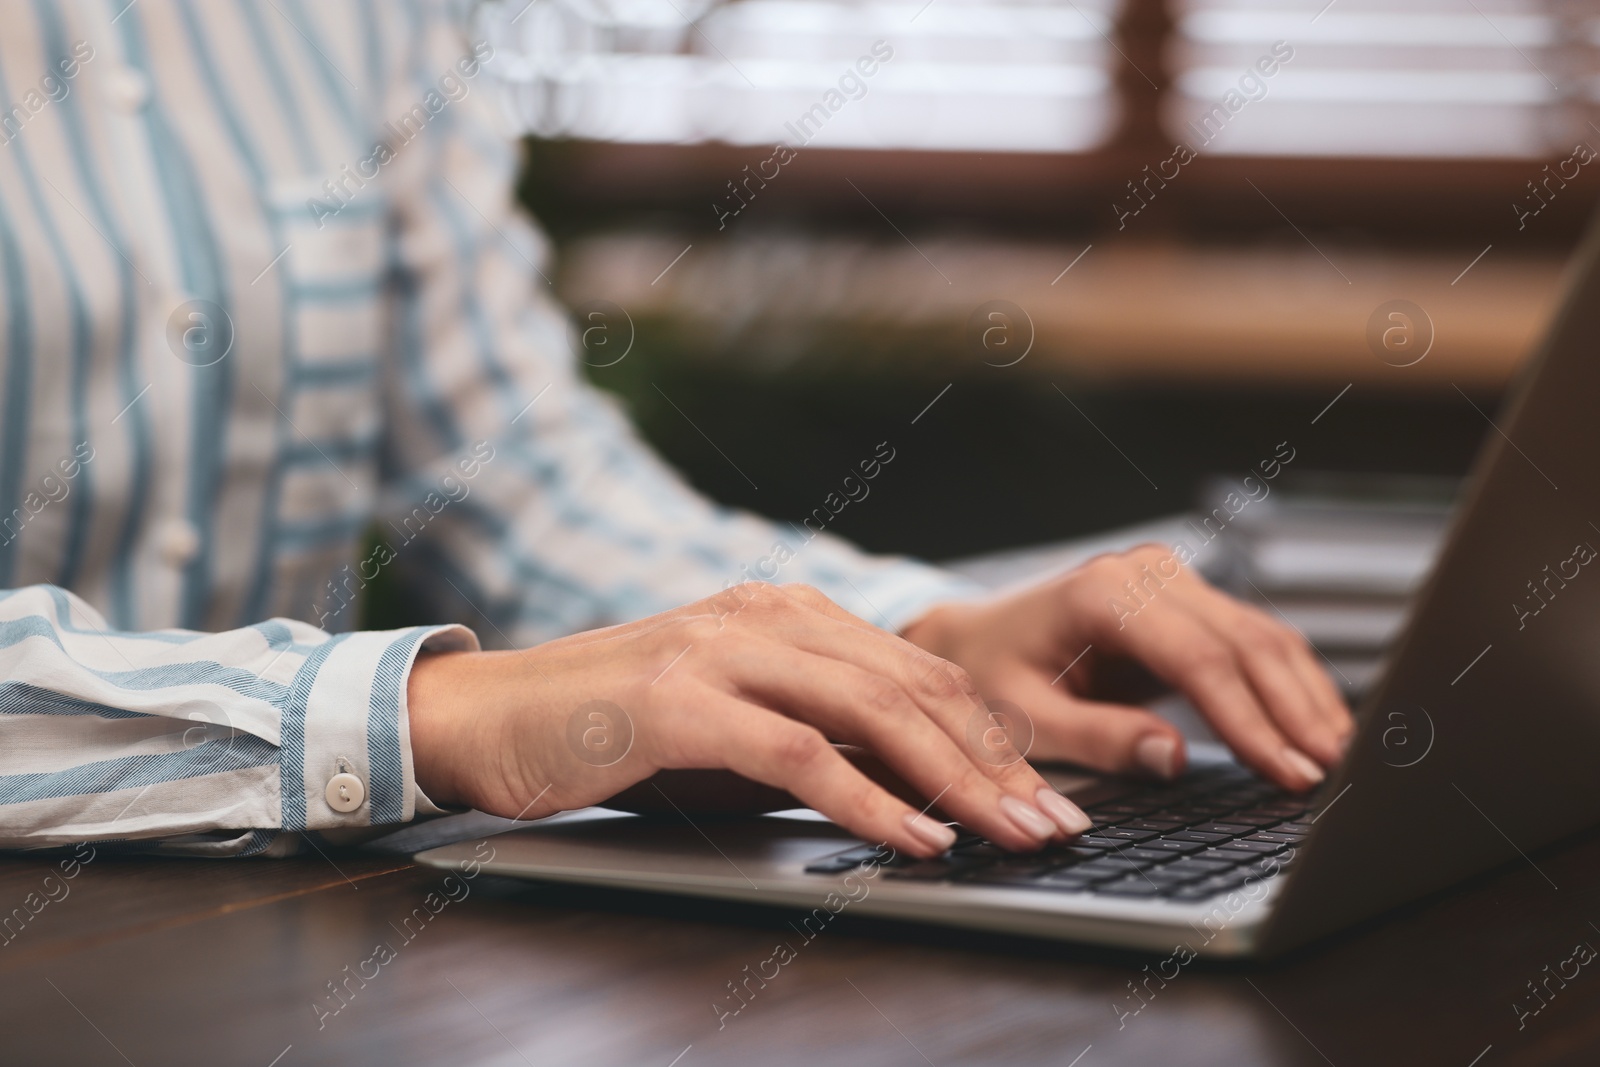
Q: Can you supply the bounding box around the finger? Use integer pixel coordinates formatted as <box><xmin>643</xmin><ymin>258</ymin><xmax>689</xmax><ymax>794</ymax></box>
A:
<box><xmin>1191</xmin><ymin>587</ymin><xmax>1355</xmax><ymax>763</ymax></box>
<box><xmin>656</xmin><ymin>684</ymin><xmax>960</xmax><ymax>858</ymax></box>
<box><xmin>770</xmin><ymin>586</ymin><xmax>1074</xmax><ymax>823</ymax></box>
<box><xmin>1274</xmin><ymin>622</ymin><xmax>1356</xmax><ymax>744</ymax></box>
<box><xmin>1008</xmin><ymin>670</ymin><xmax>1188</xmax><ymax>781</ymax></box>
<box><xmin>1185</xmin><ymin>581</ymin><xmax>1348</xmax><ymax>728</ymax></box>
<box><xmin>1198</xmin><ymin>598</ymin><xmax>1345</xmax><ymax>768</ymax></box>
<box><xmin>724</xmin><ymin>641</ymin><xmax>1081</xmax><ymax>849</ymax></box>
<box><xmin>1124</xmin><ymin>562</ymin><xmax>1353</xmax><ymax>762</ymax></box>
<box><xmin>1088</xmin><ymin>602</ymin><xmax>1324</xmax><ymax>791</ymax></box>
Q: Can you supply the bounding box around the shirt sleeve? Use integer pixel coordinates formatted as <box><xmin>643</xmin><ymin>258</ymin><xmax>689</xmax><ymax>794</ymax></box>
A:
<box><xmin>374</xmin><ymin>7</ymin><xmax>980</xmax><ymax>648</ymax></box>
<box><xmin>0</xmin><ymin>584</ymin><xmax>477</xmax><ymax>856</ymax></box>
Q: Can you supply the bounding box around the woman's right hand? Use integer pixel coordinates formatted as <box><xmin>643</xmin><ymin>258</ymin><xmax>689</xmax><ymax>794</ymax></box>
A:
<box><xmin>407</xmin><ymin>582</ymin><xmax>1091</xmax><ymax>858</ymax></box>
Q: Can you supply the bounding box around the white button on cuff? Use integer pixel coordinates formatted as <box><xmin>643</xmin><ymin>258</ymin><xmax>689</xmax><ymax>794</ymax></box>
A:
<box><xmin>103</xmin><ymin>67</ymin><xmax>151</xmax><ymax>111</ymax></box>
<box><xmin>325</xmin><ymin>772</ymin><xmax>366</xmax><ymax>813</ymax></box>
<box><xmin>158</xmin><ymin>519</ymin><xmax>201</xmax><ymax>568</ymax></box>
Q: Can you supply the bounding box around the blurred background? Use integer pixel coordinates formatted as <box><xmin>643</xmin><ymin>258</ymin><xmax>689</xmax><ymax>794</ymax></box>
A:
<box><xmin>467</xmin><ymin>0</ymin><xmax>1599</xmax><ymax>565</ymax></box>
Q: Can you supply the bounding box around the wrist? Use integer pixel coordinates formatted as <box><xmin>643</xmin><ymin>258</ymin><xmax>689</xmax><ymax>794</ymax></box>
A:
<box><xmin>407</xmin><ymin>649</ymin><xmax>488</xmax><ymax>810</ymax></box>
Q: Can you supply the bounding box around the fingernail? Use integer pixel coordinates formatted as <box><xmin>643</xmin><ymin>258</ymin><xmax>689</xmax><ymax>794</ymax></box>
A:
<box><xmin>902</xmin><ymin>813</ymin><xmax>956</xmax><ymax>853</ymax></box>
<box><xmin>1282</xmin><ymin>747</ymin><xmax>1326</xmax><ymax>786</ymax></box>
<box><xmin>1135</xmin><ymin>734</ymin><xmax>1179</xmax><ymax>780</ymax></box>
<box><xmin>1035</xmin><ymin>788</ymin><xmax>1092</xmax><ymax>836</ymax></box>
<box><xmin>999</xmin><ymin>794</ymin><xmax>1056</xmax><ymax>840</ymax></box>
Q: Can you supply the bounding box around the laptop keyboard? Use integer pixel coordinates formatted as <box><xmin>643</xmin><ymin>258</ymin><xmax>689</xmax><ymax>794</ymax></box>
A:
<box><xmin>804</xmin><ymin>765</ymin><xmax>1321</xmax><ymax>902</ymax></box>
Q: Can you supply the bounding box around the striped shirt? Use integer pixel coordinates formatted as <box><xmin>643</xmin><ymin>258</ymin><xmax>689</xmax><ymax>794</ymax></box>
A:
<box><xmin>0</xmin><ymin>0</ymin><xmax>972</xmax><ymax>856</ymax></box>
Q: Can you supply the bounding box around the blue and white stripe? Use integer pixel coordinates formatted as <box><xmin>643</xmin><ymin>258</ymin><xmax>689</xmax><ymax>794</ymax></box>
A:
<box><xmin>0</xmin><ymin>0</ymin><xmax>973</xmax><ymax>855</ymax></box>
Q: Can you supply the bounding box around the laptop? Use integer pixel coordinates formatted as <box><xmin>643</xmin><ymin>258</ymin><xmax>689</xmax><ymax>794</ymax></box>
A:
<box><xmin>417</xmin><ymin>210</ymin><xmax>1600</xmax><ymax>959</ymax></box>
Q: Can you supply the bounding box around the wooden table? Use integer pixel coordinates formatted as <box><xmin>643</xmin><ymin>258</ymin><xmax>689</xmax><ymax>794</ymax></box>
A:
<box><xmin>2</xmin><ymin>815</ymin><xmax>1597</xmax><ymax>1067</ymax></box>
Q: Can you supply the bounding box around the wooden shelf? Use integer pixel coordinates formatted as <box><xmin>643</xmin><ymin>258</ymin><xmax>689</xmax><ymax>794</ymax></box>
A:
<box><xmin>558</xmin><ymin>234</ymin><xmax>1563</xmax><ymax>389</ymax></box>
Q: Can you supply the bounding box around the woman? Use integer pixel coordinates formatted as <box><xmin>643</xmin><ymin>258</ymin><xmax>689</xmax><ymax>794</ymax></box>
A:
<box><xmin>0</xmin><ymin>0</ymin><xmax>1347</xmax><ymax>859</ymax></box>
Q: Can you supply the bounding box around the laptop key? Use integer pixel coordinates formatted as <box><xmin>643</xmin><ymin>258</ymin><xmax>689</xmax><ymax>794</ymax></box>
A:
<box><xmin>1276</xmin><ymin>821</ymin><xmax>1315</xmax><ymax>835</ymax></box>
<box><xmin>884</xmin><ymin>859</ymin><xmax>983</xmax><ymax>881</ymax></box>
<box><xmin>1065</xmin><ymin>835</ymin><xmax>1124</xmax><ymax>851</ymax></box>
<box><xmin>1247</xmin><ymin>831</ymin><xmax>1304</xmax><ymax>845</ymax></box>
<box><xmin>949</xmin><ymin>842</ymin><xmax>1011</xmax><ymax>861</ymax></box>
<box><xmin>1039</xmin><ymin>850</ymin><xmax>1109</xmax><ymax>870</ymax></box>
<box><xmin>1158</xmin><ymin>857</ymin><xmax>1240</xmax><ymax>879</ymax></box>
<box><xmin>1150</xmin><ymin>807</ymin><xmax>1230</xmax><ymax>823</ymax></box>
<box><xmin>1218</xmin><ymin>839</ymin><xmax>1285</xmax><ymax>854</ymax></box>
<box><xmin>1075</xmin><ymin>858</ymin><xmax>1153</xmax><ymax>878</ymax></box>
<box><xmin>1189</xmin><ymin>823</ymin><xmax>1254</xmax><ymax>837</ymax></box>
<box><xmin>1213</xmin><ymin>814</ymin><xmax>1286</xmax><ymax>828</ymax></box>
<box><xmin>1047</xmin><ymin>846</ymin><xmax>1113</xmax><ymax>866</ymax></box>
<box><xmin>1220</xmin><ymin>798</ymin><xmax>1277</xmax><ymax>812</ymax></box>
<box><xmin>1131</xmin><ymin>789</ymin><xmax>1193</xmax><ymax>805</ymax></box>
<box><xmin>1085</xmin><ymin>804</ymin><xmax>1157</xmax><ymax>818</ymax></box>
<box><xmin>1165</xmin><ymin>830</ymin><xmax>1231</xmax><ymax>844</ymax></box>
<box><xmin>969</xmin><ymin>852</ymin><xmax>1088</xmax><ymax>881</ymax></box>
<box><xmin>1122</xmin><ymin>819</ymin><xmax>1186</xmax><ymax>833</ymax></box>
<box><xmin>1199</xmin><ymin>849</ymin><xmax>1267</xmax><ymax>867</ymax></box>
<box><xmin>882</xmin><ymin>848</ymin><xmax>1002</xmax><ymax>880</ymax></box>
<box><xmin>1084</xmin><ymin>827</ymin><xmax>1159</xmax><ymax>843</ymax></box>
<box><xmin>1140</xmin><ymin>838</ymin><xmax>1208</xmax><ymax>854</ymax></box>
<box><xmin>962</xmin><ymin>866</ymin><xmax>1052</xmax><ymax>887</ymax></box>
<box><xmin>1112</xmin><ymin>848</ymin><xmax>1183</xmax><ymax>864</ymax></box>
<box><xmin>1072</xmin><ymin>858</ymin><xmax>1154</xmax><ymax>878</ymax></box>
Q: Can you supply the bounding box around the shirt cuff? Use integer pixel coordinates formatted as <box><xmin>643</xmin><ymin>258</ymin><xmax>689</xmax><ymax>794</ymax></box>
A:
<box><xmin>286</xmin><ymin>623</ymin><xmax>480</xmax><ymax>832</ymax></box>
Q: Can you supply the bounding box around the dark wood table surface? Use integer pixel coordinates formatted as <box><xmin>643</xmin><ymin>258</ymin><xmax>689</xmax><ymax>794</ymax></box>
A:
<box><xmin>3</xmin><ymin>818</ymin><xmax>1599</xmax><ymax>1067</ymax></box>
